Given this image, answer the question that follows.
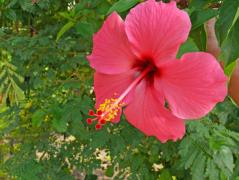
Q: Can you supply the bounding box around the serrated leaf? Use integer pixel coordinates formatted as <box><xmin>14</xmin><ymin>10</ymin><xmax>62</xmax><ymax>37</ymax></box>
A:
<box><xmin>205</xmin><ymin>159</ymin><xmax>219</xmax><ymax>180</ymax></box>
<box><xmin>220</xmin><ymin>146</ymin><xmax>234</xmax><ymax>173</ymax></box>
<box><xmin>185</xmin><ymin>149</ymin><xmax>199</xmax><ymax>169</ymax></box>
<box><xmin>10</xmin><ymin>78</ymin><xmax>25</xmax><ymax>104</ymax></box>
<box><xmin>213</xmin><ymin>149</ymin><xmax>233</xmax><ymax>177</ymax></box>
<box><xmin>191</xmin><ymin>152</ymin><xmax>206</xmax><ymax>180</ymax></box>
<box><xmin>107</xmin><ymin>0</ymin><xmax>140</xmax><ymax>15</ymax></box>
<box><xmin>0</xmin><ymin>69</ymin><xmax>7</xmax><ymax>80</ymax></box>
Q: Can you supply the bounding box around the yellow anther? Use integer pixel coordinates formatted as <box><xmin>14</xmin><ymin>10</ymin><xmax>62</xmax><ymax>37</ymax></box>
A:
<box><xmin>97</xmin><ymin>98</ymin><xmax>124</xmax><ymax>122</ymax></box>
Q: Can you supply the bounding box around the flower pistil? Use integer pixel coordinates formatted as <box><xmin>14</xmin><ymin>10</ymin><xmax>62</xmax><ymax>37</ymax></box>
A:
<box><xmin>86</xmin><ymin>65</ymin><xmax>153</xmax><ymax>130</ymax></box>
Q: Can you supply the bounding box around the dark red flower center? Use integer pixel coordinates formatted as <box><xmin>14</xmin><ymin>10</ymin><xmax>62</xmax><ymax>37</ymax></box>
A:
<box><xmin>86</xmin><ymin>58</ymin><xmax>159</xmax><ymax>130</ymax></box>
<box><xmin>135</xmin><ymin>57</ymin><xmax>159</xmax><ymax>84</ymax></box>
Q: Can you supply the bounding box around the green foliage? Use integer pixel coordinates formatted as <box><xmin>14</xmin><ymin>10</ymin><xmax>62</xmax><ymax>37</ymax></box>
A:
<box><xmin>221</xmin><ymin>18</ymin><xmax>239</xmax><ymax>65</ymax></box>
<box><xmin>177</xmin><ymin>38</ymin><xmax>199</xmax><ymax>58</ymax></box>
<box><xmin>215</xmin><ymin>0</ymin><xmax>239</xmax><ymax>45</ymax></box>
<box><xmin>179</xmin><ymin>119</ymin><xmax>239</xmax><ymax>180</ymax></box>
<box><xmin>107</xmin><ymin>0</ymin><xmax>140</xmax><ymax>15</ymax></box>
<box><xmin>0</xmin><ymin>0</ymin><xmax>239</xmax><ymax>179</ymax></box>
<box><xmin>191</xmin><ymin>9</ymin><xmax>218</xmax><ymax>30</ymax></box>
<box><xmin>190</xmin><ymin>25</ymin><xmax>207</xmax><ymax>51</ymax></box>
<box><xmin>0</xmin><ymin>50</ymin><xmax>24</xmax><ymax>105</ymax></box>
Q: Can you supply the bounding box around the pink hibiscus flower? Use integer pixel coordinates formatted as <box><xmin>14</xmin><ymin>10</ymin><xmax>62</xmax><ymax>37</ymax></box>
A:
<box><xmin>86</xmin><ymin>0</ymin><xmax>227</xmax><ymax>142</ymax></box>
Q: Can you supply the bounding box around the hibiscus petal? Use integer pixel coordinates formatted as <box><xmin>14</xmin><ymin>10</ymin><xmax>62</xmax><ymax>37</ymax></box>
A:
<box><xmin>155</xmin><ymin>52</ymin><xmax>227</xmax><ymax>119</ymax></box>
<box><xmin>124</xmin><ymin>80</ymin><xmax>185</xmax><ymax>143</ymax></box>
<box><xmin>125</xmin><ymin>0</ymin><xmax>191</xmax><ymax>66</ymax></box>
<box><xmin>94</xmin><ymin>70</ymin><xmax>136</xmax><ymax>122</ymax></box>
<box><xmin>87</xmin><ymin>12</ymin><xmax>136</xmax><ymax>74</ymax></box>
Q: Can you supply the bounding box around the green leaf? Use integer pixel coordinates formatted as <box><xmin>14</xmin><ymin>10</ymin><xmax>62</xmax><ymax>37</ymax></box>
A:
<box><xmin>96</xmin><ymin>1</ymin><xmax>112</xmax><ymax>15</ymax></box>
<box><xmin>224</xmin><ymin>61</ymin><xmax>237</xmax><ymax>77</ymax></box>
<box><xmin>190</xmin><ymin>9</ymin><xmax>218</xmax><ymax>30</ymax></box>
<box><xmin>32</xmin><ymin>110</ymin><xmax>45</xmax><ymax>127</ymax></box>
<box><xmin>189</xmin><ymin>0</ymin><xmax>209</xmax><ymax>9</ymax></box>
<box><xmin>51</xmin><ymin>106</ymin><xmax>67</xmax><ymax>133</ymax></box>
<box><xmin>107</xmin><ymin>0</ymin><xmax>140</xmax><ymax>15</ymax></box>
<box><xmin>177</xmin><ymin>38</ymin><xmax>199</xmax><ymax>58</ymax></box>
<box><xmin>19</xmin><ymin>0</ymin><xmax>35</xmax><ymax>13</ymax></box>
<box><xmin>52</xmin><ymin>117</ymin><xmax>67</xmax><ymax>133</ymax></box>
<box><xmin>85</xmin><ymin>174</ymin><xmax>97</xmax><ymax>180</ymax></box>
<box><xmin>231</xmin><ymin>159</ymin><xmax>239</xmax><ymax>179</ymax></box>
<box><xmin>219</xmin><ymin>147</ymin><xmax>234</xmax><ymax>173</ymax></box>
<box><xmin>110</xmin><ymin>135</ymin><xmax>125</xmax><ymax>155</ymax></box>
<box><xmin>56</xmin><ymin>21</ymin><xmax>75</xmax><ymax>42</ymax></box>
<box><xmin>215</xmin><ymin>0</ymin><xmax>239</xmax><ymax>45</ymax></box>
<box><xmin>131</xmin><ymin>155</ymin><xmax>144</xmax><ymax>171</ymax></box>
<box><xmin>190</xmin><ymin>25</ymin><xmax>207</xmax><ymax>51</ymax></box>
<box><xmin>213</xmin><ymin>147</ymin><xmax>234</xmax><ymax>177</ymax></box>
<box><xmin>191</xmin><ymin>152</ymin><xmax>206</xmax><ymax>180</ymax></box>
<box><xmin>7</xmin><ymin>0</ymin><xmax>18</xmax><ymax>8</ymax></box>
<box><xmin>205</xmin><ymin>159</ymin><xmax>219</xmax><ymax>180</ymax></box>
<box><xmin>185</xmin><ymin>149</ymin><xmax>199</xmax><ymax>169</ymax></box>
<box><xmin>220</xmin><ymin>18</ymin><xmax>239</xmax><ymax>65</ymax></box>
<box><xmin>75</xmin><ymin>22</ymin><xmax>94</xmax><ymax>38</ymax></box>
<box><xmin>159</xmin><ymin>169</ymin><xmax>172</xmax><ymax>180</ymax></box>
<box><xmin>10</xmin><ymin>78</ymin><xmax>25</xmax><ymax>104</ymax></box>
<box><xmin>37</xmin><ymin>0</ymin><xmax>50</xmax><ymax>9</ymax></box>
<box><xmin>90</xmin><ymin>130</ymin><xmax>110</xmax><ymax>148</ymax></box>
<box><xmin>4</xmin><ymin>9</ymin><xmax>17</xmax><ymax>21</ymax></box>
<box><xmin>105</xmin><ymin>166</ymin><xmax>114</xmax><ymax>177</ymax></box>
<box><xmin>58</xmin><ymin>11</ymin><xmax>75</xmax><ymax>21</ymax></box>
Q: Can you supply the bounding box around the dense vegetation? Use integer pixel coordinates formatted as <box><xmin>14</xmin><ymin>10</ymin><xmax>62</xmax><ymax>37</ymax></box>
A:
<box><xmin>0</xmin><ymin>0</ymin><xmax>239</xmax><ymax>179</ymax></box>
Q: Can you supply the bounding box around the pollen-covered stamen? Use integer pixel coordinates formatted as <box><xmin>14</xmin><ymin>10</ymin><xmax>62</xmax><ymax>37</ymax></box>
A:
<box><xmin>86</xmin><ymin>65</ymin><xmax>153</xmax><ymax>130</ymax></box>
<box><xmin>97</xmin><ymin>98</ymin><xmax>124</xmax><ymax>122</ymax></box>
<box><xmin>86</xmin><ymin>98</ymin><xmax>124</xmax><ymax>129</ymax></box>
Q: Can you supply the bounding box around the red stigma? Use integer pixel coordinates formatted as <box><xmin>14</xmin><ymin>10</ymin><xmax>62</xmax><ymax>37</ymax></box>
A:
<box><xmin>88</xmin><ymin>110</ymin><xmax>95</xmax><ymax>116</ymax></box>
<box><xmin>97</xmin><ymin>110</ymin><xmax>103</xmax><ymax>116</ymax></box>
<box><xmin>86</xmin><ymin>118</ymin><xmax>93</xmax><ymax>124</ymax></box>
<box><xmin>86</xmin><ymin>109</ymin><xmax>107</xmax><ymax>130</ymax></box>
<box><xmin>86</xmin><ymin>97</ymin><xmax>124</xmax><ymax>130</ymax></box>
<box><xmin>95</xmin><ymin>124</ymin><xmax>102</xmax><ymax>130</ymax></box>
<box><xmin>99</xmin><ymin>119</ymin><xmax>106</xmax><ymax>125</ymax></box>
